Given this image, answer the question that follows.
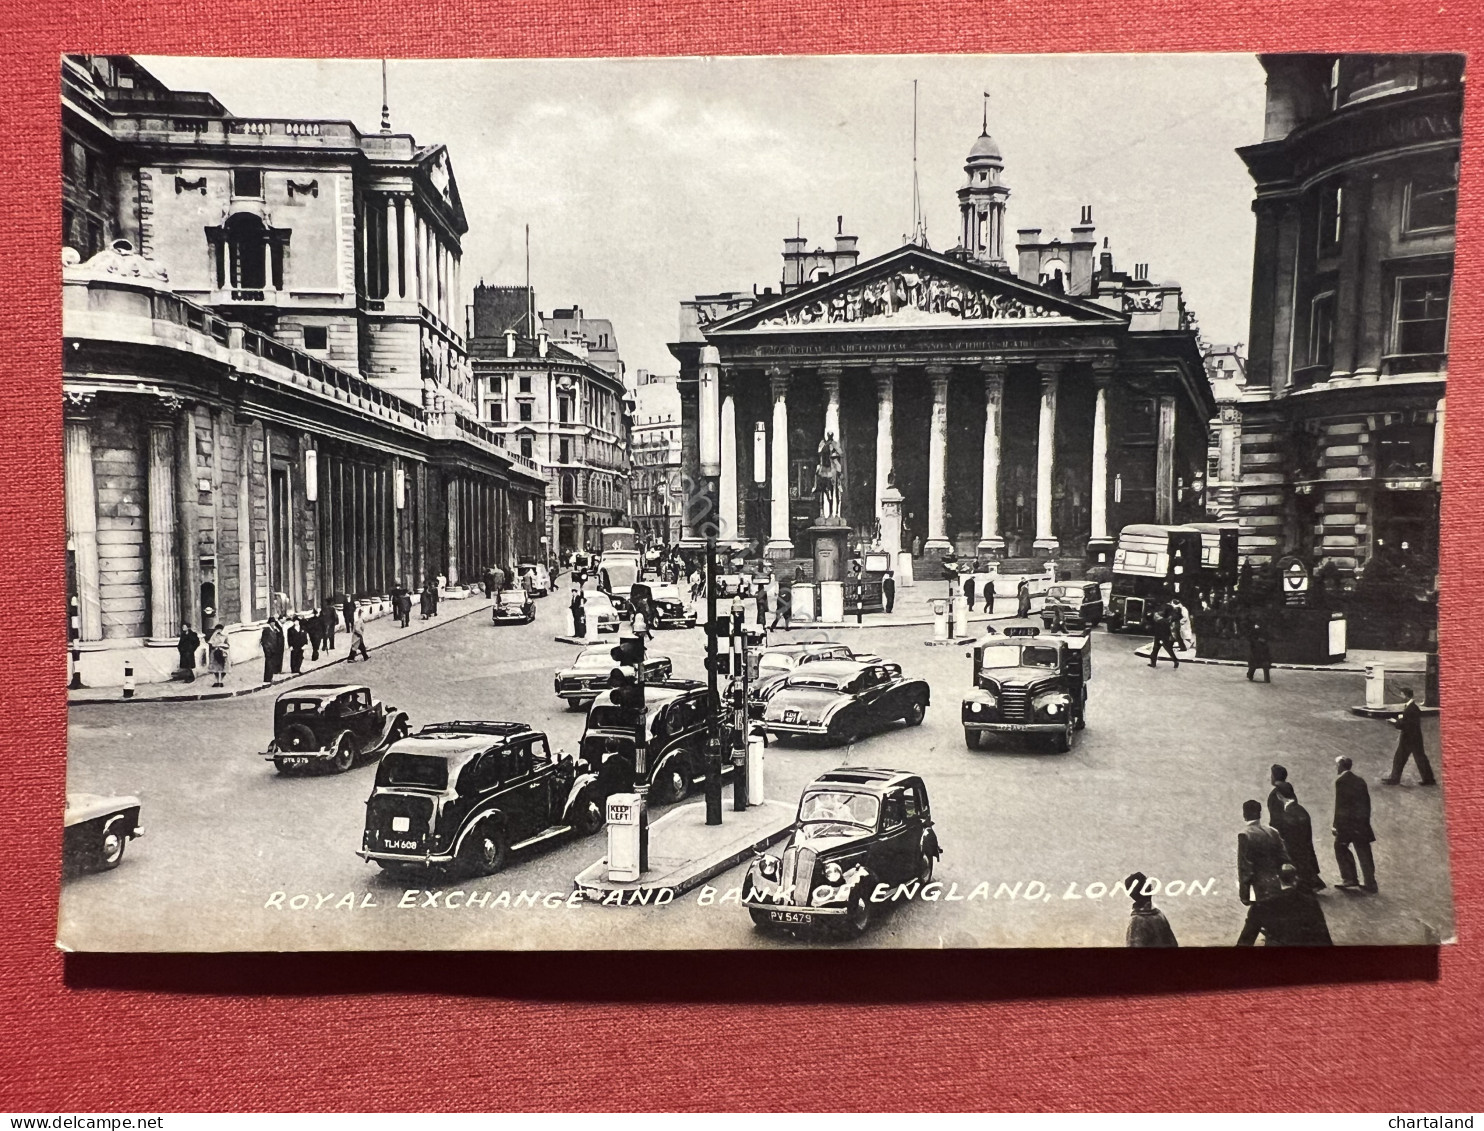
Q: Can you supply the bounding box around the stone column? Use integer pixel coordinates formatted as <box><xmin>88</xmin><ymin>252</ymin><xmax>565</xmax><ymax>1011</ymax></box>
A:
<box><xmin>766</xmin><ymin>365</ymin><xmax>793</xmax><ymax>559</ymax></box>
<box><xmin>64</xmin><ymin>411</ymin><xmax>102</xmax><ymax>642</ymax></box>
<box><xmin>872</xmin><ymin>363</ymin><xmax>896</xmax><ymax>515</ymax></box>
<box><xmin>446</xmin><ymin>477</ymin><xmax>460</xmax><ymax>584</ymax></box>
<box><xmin>1432</xmin><ymin>396</ymin><xmax>1446</xmax><ymax>482</ymax></box>
<box><xmin>1088</xmin><ymin>359</ymin><xmax>1116</xmax><ymax>562</ymax></box>
<box><xmin>820</xmin><ymin>364</ymin><xmax>842</xmax><ymax>447</ymax></box>
<box><xmin>413</xmin><ymin>213</ymin><xmax>424</xmax><ymax>306</ymax></box>
<box><xmin>719</xmin><ymin>391</ymin><xmax>738</xmax><ymax>542</ymax></box>
<box><xmin>924</xmin><ymin>364</ymin><xmax>953</xmax><ymax>557</ymax></box>
<box><xmin>1033</xmin><ymin>360</ymin><xmax>1062</xmax><ymax>556</ymax></box>
<box><xmin>146</xmin><ymin>419</ymin><xmax>181</xmax><ymax>642</ymax></box>
<box><xmin>1155</xmin><ymin>395</ymin><xmax>1177</xmax><ymax>524</ymax></box>
<box><xmin>386</xmin><ymin>196</ymin><xmax>402</xmax><ymax>300</ymax></box>
<box><xmin>176</xmin><ymin>408</ymin><xmax>200</xmax><ymax>632</ymax></box>
<box><xmin>978</xmin><ymin>359</ymin><xmax>1007</xmax><ymax>557</ymax></box>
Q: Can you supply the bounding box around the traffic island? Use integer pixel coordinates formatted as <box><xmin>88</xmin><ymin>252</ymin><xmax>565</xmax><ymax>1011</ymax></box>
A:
<box><xmin>573</xmin><ymin>798</ymin><xmax>795</xmax><ymax>904</ymax></box>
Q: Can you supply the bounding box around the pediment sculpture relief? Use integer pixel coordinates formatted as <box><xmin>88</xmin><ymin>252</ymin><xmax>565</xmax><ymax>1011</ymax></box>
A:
<box><xmin>753</xmin><ymin>269</ymin><xmax>1068</xmax><ymax>329</ymax></box>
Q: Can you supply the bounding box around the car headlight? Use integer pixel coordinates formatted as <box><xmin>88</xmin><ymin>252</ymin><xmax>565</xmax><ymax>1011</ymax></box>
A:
<box><xmin>968</xmin><ymin>702</ymin><xmax>982</xmax><ymax>714</ymax></box>
<box><xmin>1046</xmin><ymin>701</ymin><xmax>1061</xmax><ymax>716</ymax></box>
<box><xmin>823</xmin><ymin>862</ymin><xmax>843</xmax><ymax>883</ymax></box>
<box><xmin>758</xmin><ymin>855</ymin><xmax>779</xmax><ymax>879</ymax></box>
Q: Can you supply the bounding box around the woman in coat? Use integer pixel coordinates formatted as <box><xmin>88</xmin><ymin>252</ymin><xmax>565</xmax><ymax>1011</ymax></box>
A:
<box><xmin>1016</xmin><ymin>579</ymin><xmax>1032</xmax><ymax>619</ymax></box>
<box><xmin>206</xmin><ymin>623</ymin><xmax>230</xmax><ymax>687</ymax></box>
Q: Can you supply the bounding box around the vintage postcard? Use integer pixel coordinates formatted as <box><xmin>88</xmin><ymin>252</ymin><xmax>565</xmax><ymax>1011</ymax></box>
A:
<box><xmin>58</xmin><ymin>52</ymin><xmax>1458</xmax><ymax>950</ymax></box>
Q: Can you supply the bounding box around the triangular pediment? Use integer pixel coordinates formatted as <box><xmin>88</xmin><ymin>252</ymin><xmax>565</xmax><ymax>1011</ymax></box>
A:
<box><xmin>705</xmin><ymin>245</ymin><xmax>1125</xmax><ymax>335</ymax></box>
<box><xmin>415</xmin><ymin>145</ymin><xmax>468</xmax><ymax>233</ymax></box>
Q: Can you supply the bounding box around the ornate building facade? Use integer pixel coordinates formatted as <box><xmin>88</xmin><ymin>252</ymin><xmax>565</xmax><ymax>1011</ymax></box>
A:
<box><xmin>672</xmin><ymin>118</ymin><xmax>1214</xmax><ymax>566</ymax></box>
<box><xmin>1233</xmin><ymin>53</ymin><xmax>1459</xmax><ymax>583</ymax></box>
<box><xmin>62</xmin><ymin>55</ymin><xmax>546</xmax><ymax>684</ymax></box>
<box><xmin>629</xmin><ymin>373</ymin><xmax>684</xmax><ymax>545</ymax></box>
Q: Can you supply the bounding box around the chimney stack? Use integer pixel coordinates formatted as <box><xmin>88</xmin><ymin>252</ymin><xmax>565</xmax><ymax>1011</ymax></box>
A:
<box><xmin>538</xmin><ymin>327</ymin><xmax>550</xmax><ymax>358</ymax></box>
<box><xmin>1069</xmin><ymin>205</ymin><xmax>1097</xmax><ymax>296</ymax></box>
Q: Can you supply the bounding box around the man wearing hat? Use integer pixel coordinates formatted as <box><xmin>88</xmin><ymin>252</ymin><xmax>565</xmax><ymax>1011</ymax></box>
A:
<box><xmin>1123</xmin><ymin>872</ymin><xmax>1178</xmax><ymax>947</ymax></box>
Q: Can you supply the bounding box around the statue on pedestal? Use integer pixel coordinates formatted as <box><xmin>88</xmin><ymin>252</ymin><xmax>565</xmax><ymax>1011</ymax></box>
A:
<box><xmin>814</xmin><ymin>432</ymin><xmax>844</xmax><ymax>522</ymax></box>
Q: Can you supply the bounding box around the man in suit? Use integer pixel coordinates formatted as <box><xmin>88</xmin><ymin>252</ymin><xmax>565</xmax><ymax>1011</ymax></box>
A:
<box><xmin>964</xmin><ymin>574</ymin><xmax>976</xmax><ymax>612</ymax></box>
<box><xmin>1332</xmin><ymin>756</ymin><xmax>1378</xmax><ymax>893</ymax></box>
<box><xmin>1148</xmin><ymin>603</ymin><xmax>1180</xmax><ymax>669</ymax></box>
<box><xmin>1245</xmin><ymin>617</ymin><xmax>1272</xmax><ymax>683</ymax></box>
<box><xmin>1262</xmin><ymin>863</ymin><xmax>1334</xmax><ymax>946</ymax></box>
<box><xmin>259</xmin><ymin>616</ymin><xmax>284</xmax><ymax>684</ymax></box>
<box><xmin>1266</xmin><ymin>764</ymin><xmax>1290</xmax><ymax>826</ymax></box>
<box><xmin>1236</xmin><ymin>798</ymin><xmax>1292</xmax><ymax>945</ymax></box>
<box><xmin>1272</xmin><ymin>781</ymin><xmax>1325</xmax><ymax>891</ymax></box>
<box><xmin>882</xmin><ymin>571</ymin><xmax>896</xmax><ymax>615</ymax></box>
<box><xmin>1383</xmin><ymin>686</ymin><xmax>1437</xmax><ymax>786</ymax></box>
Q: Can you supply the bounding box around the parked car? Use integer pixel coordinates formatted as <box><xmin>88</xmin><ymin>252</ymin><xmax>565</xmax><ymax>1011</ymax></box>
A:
<box><xmin>579</xmin><ymin>680</ymin><xmax>723</xmax><ymax>804</ymax></box>
<box><xmin>260</xmin><ymin>684</ymin><xmax>410</xmax><ymax>774</ymax></box>
<box><xmin>554</xmin><ymin>644</ymin><xmax>674</xmax><ymax>707</ymax></box>
<box><xmin>742</xmin><ymin>768</ymin><xmax>940</xmax><ymax>937</ymax></box>
<box><xmin>647</xmin><ymin>583</ymin><xmax>696</xmax><ymax>629</ymax></box>
<box><xmin>517</xmin><ymin>561</ymin><xmax>552</xmax><ymax>597</ymax></box>
<box><xmin>491</xmin><ymin>588</ymin><xmax>536</xmax><ymax>625</ymax></box>
<box><xmin>961</xmin><ymin>625</ymin><xmax>1092</xmax><ymax>753</ymax></box>
<box><xmin>1039</xmin><ymin>582</ymin><xmax>1104</xmax><ymax>631</ymax></box>
<box><xmin>581</xmin><ymin>590</ymin><xmax>621</xmax><ymax>633</ymax></box>
<box><xmin>358</xmin><ymin>721</ymin><xmax>603</xmax><ymax>875</ymax></box>
<box><xmin>762</xmin><ymin>659</ymin><xmax>929</xmax><ymax>746</ymax></box>
<box><xmin>63</xmin><ymin>793</ymin><xmax>144</xmax><ymax>873</ymax></box>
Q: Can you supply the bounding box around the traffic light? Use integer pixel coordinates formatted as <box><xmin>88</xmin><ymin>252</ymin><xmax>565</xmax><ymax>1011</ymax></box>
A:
<box><xmin>606</xmin><ymin>668</ymin><xmax>644</xmax><ymax>711</ymax></box>
<box><xmin>610</xmin><ymin>634</ymin><xmax>645</xmax><ymax>669</ymax></box>
<box><xmin>705</xmin><ymin>653</ymin><xmax>741</xmax><ymax>677</ymax></box>
<box><xmin>702</xmin><ymin>615</ymin><xmax>734</xmax><ymax>639</ymax></box>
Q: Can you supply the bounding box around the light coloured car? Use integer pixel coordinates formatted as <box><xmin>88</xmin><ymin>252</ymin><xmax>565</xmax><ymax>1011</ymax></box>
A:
<box><xmin>581</xmin><ymin>590</ymin><xmax>620</xmax><ymax>633</ymax></box>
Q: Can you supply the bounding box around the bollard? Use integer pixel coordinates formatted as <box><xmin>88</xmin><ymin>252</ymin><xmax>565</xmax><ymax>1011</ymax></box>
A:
<box><xmin>68</xmin><ymin>646</ymin><xmax>85</xmax><ymax>691</ymax></box>
<box><xmin>122</xmin><ymin>662</ymin><xmax>135</xmax><ymax>700</ymax></box>
<box><xmin>933</xmin><ymin>599</ymin><xmax>949</xmax><ymax>641</ymax></box>
<box><xmin>1364</xmin><ymin>663</ymin><xmax>1386</xmax><ymax>709</ymax></box>
<box><xmin>953</xmin><ymin>596</ymin><xmax>970</xmax><ymax>639</ymax></box>
<box><xmin>747</xmin><ymin>727</ymin><xmax>766</xmax><ymax>805</ymax></box>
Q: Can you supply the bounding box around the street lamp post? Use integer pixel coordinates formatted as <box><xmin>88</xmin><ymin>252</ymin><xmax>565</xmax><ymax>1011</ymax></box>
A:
<box><xmin>699</xmin><ymin>345</ymin><xmax>724</xmax><ymax>827</ymax></box>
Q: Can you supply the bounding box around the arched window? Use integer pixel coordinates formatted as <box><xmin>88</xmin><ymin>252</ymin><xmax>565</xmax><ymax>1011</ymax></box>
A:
<box><xmin>562</xmin><ymin>473</ymin><xmax>576</xmax><ymax>504</ymax></box>
<box><xmin>225</xmin><ymin>213</ymin><xmax>269</xmax><ymax>289</ymax></box>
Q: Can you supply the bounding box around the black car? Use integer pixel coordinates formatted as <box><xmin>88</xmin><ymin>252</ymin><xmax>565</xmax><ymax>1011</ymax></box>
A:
<box><xmin>63</xmin><ymin>793</ymin><xmax>144</xmax><ymax>873</ymax></box>
<box><xmin>554</xmin><ymin>644</ymin><xmax>674</xmax><ymax>707</ymax></box>
<box><xmin>762</xmin><ymin>659</ymin><xmax>930</xmax><ymax>745</ymax></box>
<box><xmin>492</xmin><ymin>588</ymin><xmax>536</xmax><ymax>625</ymax></box>
<box><xmin>743</xmin><ymin>768</ymin><xmax>940</xmax><ymax>937</ymax></box>
<box><xmin>578</xmin><ymin>680</ymin><xmax>725</xmax><ymax>805</ymax></box>
<box><xmin>261</xmin><ymin>684</ymin><xmax>410</xmax><ymax>774</ymax></box>
<box><xmin>647</xmin><ymin>583</ymin><xmax>696</xmax><ymax>629</ymax></box>
<box><xmin>1039</xmin><ymin>582</ymin><xmax>1105</xmax><ymax>631</ymax></box>
<box><xmin>358</xmin><ymin>721</ymin><xmax>603</xmax><ymax>875</ymax></box>
<box><xmin>736</xmin><ymin>641</ymin><xmax>870</xmax><ymax>719</ymax></box>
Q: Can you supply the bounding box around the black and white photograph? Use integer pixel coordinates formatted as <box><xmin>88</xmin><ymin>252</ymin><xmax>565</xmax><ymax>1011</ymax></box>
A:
<box><xmin>58</xmin><ymin>51</ymin><xmax>1459</xmax><ymax>950</ymax></box>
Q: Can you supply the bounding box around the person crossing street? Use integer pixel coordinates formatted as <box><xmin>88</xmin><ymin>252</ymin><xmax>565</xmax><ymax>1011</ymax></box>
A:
<box><xmin>1148</xmin><ymin>602</ymin><xmax>1180</xmax><ymax>669</ymax></box>
<box><xmin>1383</xmin><ymin>687</ymin><xmax>1437</xmax><ymax>786</ymax></box>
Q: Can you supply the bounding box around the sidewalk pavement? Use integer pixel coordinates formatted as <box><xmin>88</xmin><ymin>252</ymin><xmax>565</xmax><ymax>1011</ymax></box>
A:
<box><xmin>68</xmin><ymin>594</ymin><xmax>496</xmax><ymax>706</ymax></box>
<box><xmin>1130</xmin><ymin>642</ymin><xmax>1428</xmax><ymax>675</ymax></box>
<box><xmin>573</xmin><ymin>798</ymin><xmax>796</xmax><ymax>903</ymax></box>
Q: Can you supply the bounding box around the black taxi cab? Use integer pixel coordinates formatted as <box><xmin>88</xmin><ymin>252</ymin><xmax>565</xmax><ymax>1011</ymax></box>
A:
<box><xmin>742</xmin><ymin>767</ymin><xmax>940</xmax><ymax>938</ymax></box>
<box><xmin>960</xmin><ymin>626</ymin><xmax>1092</xmax><ymax>753</ymax></box>
<box><xmin>358</xmin><ymin>721</ymin><xmax>603</xmax><ymax>876</ymax></box>
<box><xmin>578</xmin><ymin>680</ymin><xmax>725</xmax><ymax>805</ymax></box>
<box><xmin>1039</xmin><ymin>581</ymin><xmax>1105</xmax><ymax>631</ymax></box>
<box><xmin>762</xmin><ymin>659</ymin><xmax>930</xmax><ymax>746</ymax></box>
<box><xmin>261</xmin><ymin>684</ymin><xmax>410</xmax><ymax>774</ymax></box>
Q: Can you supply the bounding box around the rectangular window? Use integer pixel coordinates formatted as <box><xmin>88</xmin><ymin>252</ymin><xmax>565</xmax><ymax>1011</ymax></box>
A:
<box><xmin>518</xmin><ymin>401</ymin><xmax>533</xmax><ymax>422</ymax></box>
<box><xmin>488</xmin><ymin>403</ymin><xmax>503</xmax><ymax>423</ymax></box>
<box><xmin>1393</xmin><ymin>275</ymin><xmax>1450</xmax><ymax>356</ymax></box>
<box><xmin>489</xmin><ymin>375</ymin><xmax>502</xmax><ymax>394</ymax></box>
<box><xmin>1309</xmin><ymin>291</ymin><xmax>1336</xmax><ymax>368</ymax></box>
<box><xmin>518</xmin><ymin>375</ymin><xmax>532</xmax><ymax>394</ymax></box>
<box><xmin>558</xmin><ymin>396</ymin><xmax>571</xmax><ymax>424</ymax></box>
<box><xmin>232</xmin><ymin>169</ymin><xmax>263</xmax><ymax>198</ymax></box>
<box><xmin>302</xmin><ymin>325</ymin><xmax>328</xmax><ymax>351</ymax></box>
<box><xmin>1404</xmin><ymin>170</ymin><xmax>1458</xmax><ymax>234</ymax></box>
<box><xmin>559</xmin><ymin>438</ymin><xmax>570</xmax><ymax>464</ymax></box>
<box><xmin>1318</xmin><ymin>183</ymin><xmax>1343</xmax><ymax>254</ymax></box>
<box><xmin>520</xmin><ymin>435</ymin><xmax>533</xmax><ymax>460</ymax></box>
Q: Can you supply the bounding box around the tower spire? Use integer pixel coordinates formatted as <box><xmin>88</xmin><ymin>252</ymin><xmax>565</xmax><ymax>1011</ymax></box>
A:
<box><xmin>982</xmin><ymin>90</ymin><xmax>990</xmax><ymax>135</ymax></box>
<box><xmin>380</xmin><ymin>59</ymin><xmax>391</xmax><ymax>133</ymax></box>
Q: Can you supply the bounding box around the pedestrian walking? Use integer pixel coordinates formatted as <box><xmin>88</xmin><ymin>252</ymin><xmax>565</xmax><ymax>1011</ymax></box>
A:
<box><xmin>770</xmin><ymin>583</ymin><xmax>792</xmax><ymax>631</ymax></box>
<box><xmin>492</xmin><ymin>565</ymin><xmax>506</xmax><ymax>594</ymax></box>
<box><xmin>1272</xmin><ymin>781</ymin><xmax>1326</xmax><ymax>891</ymax></box>
<box><xmin>419</xmin><ymin>583</ymin><xmax>433</xmax><ymax>620</ymax></box>
<box><xmin>206</xmin><ymin>623</ymin><xmax>229</xmax><ymax>687</ymax></box>
<box><xmin>964</xmin><ymin>574</ymin><xmax>977</xmax><ymax>612</ymax></box>
<box><xmin>175</xmin><ymin>623</ymin><xmax>201</xmax><ymax>683</ymax></box>
<box><xmin>347</xmin><ymin>605</ymin><xmax>370</xmax><ymax>662</ymax></box>
<box><xmin>320</xmin><ymin>599</ymin><xmax>338</xmax><ymax>651</ymax></box>
<box><xmin>1383</xmin><ymin>687</ymin><xmax>1437</xmax><ymax>786</ymax></box>
<box><xmin>1261</xmin><ymin>864</ymin><xmax>1333</xmax><ymax>946</ymax></box>
<box><xmin>984</xmin><ymin>577</ymin><xmax>996</xmax><ymax>614</ymax></box>
<box><xmin>1266</xmin><ymin>764</ymin><xmax>1290</xmax><ymax>826</ymax></box>
<box><xmin>1332</xmin><ymin>756</ymin><xmax>1378</xmax><ymax>893</ymax></box>
<box><xmin>883</xmin><ymin>570</ymin><xmax>896</xmax><ymax>614</ymax></box>
<box><xmin>755</xmin><ymin>581</ymin><xmax>768</xmax><ymax>627</ymax></box>
<box><xmin>305</xmin><ymin>609</ymin><xmax>323</xmax><ymax>660</ymax></box>
<box><xmin>570</xmin><ymin>586</ymin><xmax>587</xmax><ymax>638</ymax></box>
<box><xmin>483</xmin><ymin>567</ymin><xmax>494</xmax><ymax>599</ymax></box>
<box><xmin>1170</xmin><ymin>597</ymin><xmax>1194</xmax><ymax>652</ymax></box>
<box><xmin>260</xmin><ymin>616</ymin><xmax>285</xmax><ymax>684</ymax></box>
<box><xmin>1245</xmin><ymin>617</ymin><xmax>1272</xmax><ymax>683</ymax></box>
<box><xmin>1236</xmin><ymin>798</ymin><xmax>1293</xmax><ymax>945</ymax></box>
<box><xmin>396</xmin><ymin>588</ymin><xmax>412</xmax><ymax>628</ymax></box>
<box><xmin>287</xmin><ymin>617</ymin><xmax>308</xmax><ymax>675</ymax></box>
<box><xmin>1016</xmin><ymin>579</ymin><xmax>1031</xmax><ymax>618</ymax></box>
<box><xmin>1123</xmin><ymin>872</ymin><xmax>1179</xmax><ymax>947</ymax></box>
<box><xmin>341</xmin><ymin>596</ymin><xmax>355</xmax><ymax>634</ymax></box>
<box><xmin>1148</xmin><ymin>603</ymin><xmax>1181</xmax><ymax>669</ymax></box>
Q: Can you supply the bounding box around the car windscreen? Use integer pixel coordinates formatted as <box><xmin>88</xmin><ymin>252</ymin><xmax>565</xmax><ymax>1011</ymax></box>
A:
<box><xmin>500</xmin><ymin>593</ymin><xmax>527</xmax><ymax>606</ymax></box>
<box><xmin>279</xmin><ymin>699</ymin><xmax>321</xmax><ymax>715</ymax></box>
<box><xmin>1046</xmin><ymin>586</ymin><xmax>1070</xmax><ymax>599</ymax></box>
<box><xmin>587</xmin><ymin>705</ymin><xmax>641</xmax><ymax>731</ymax></box>
<box><xmin>376</xmin><ymin>752</ymin><xmax>448</xmax><ymax>791</ymax></box>
<box><xmin>798</xmin><ymin>789</ymin><xmax>879</xmax><ymax>828</ymax></box>
<box><xmin>757</xmin><ymin>654</ymin><xmax>796</xmax><ymax>675</ymax></box>
<box><xmin>650</xmin><ymin>586</ymin><xmax>680</xmax><ymax>601</ymax></box>
<box><xmin>979</xmin><ymin>645</ymin><xmax>1026</xmax><ymax>670</ymax></box>
<box><xmin>603</xmin><ymin>562</ymin><xmax>638</xmax><ymax>588</ymax></box>
<box><xmin>782</xmin><ymin>672</ymin><xmax>845</xmax><ymax>690</ymax></box>
<box><xmin>573</xmin><ymin>652</ymin><xmax>616</xmax><ymax>671</ymax></box>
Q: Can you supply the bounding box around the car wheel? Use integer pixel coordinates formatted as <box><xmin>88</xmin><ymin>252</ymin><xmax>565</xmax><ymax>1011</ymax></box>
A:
<box><xmin>903</xmin><ymin>699</ymin><xmax>926</xmax><ymax>727</ymax></box>
<box><xmin>748</xmin><ymin>907</ymin><xmax>775</xmax><ymax>930</ymax></box>
<box><xmin>95</xmin><ymin>819</ymin><xmax>128</xmax><ymax>871</ymax></box>
<box><xmin>831</xmin><ymin>719</ymin><xmax>858</xmax><ymax>747</ymax></box>
<box><xmin>386</xmin><ymin>718</ymin><xmax>409</xmax><ymax>748</ymax></box>
<box><xmin>841</xmin><ymin>888</ymin><xmax>872</xmax><ymax>938</ymax></box>
<box><xmin>572</xmin><ymin>796</ymin><xmax>604</xmax><ymax>836</ymax></box>
<box><xmin>331</xmin><ymin>733</ymin><xmax>356</xmax><ymax>773</ymax></box>
<box><xmin>279</xmin><ymin>721</ymin><xmax>317</xmax><ymax>753</ymax></box>
<box><xmin>1052</xmin><ymin>716</ymin><xmax>1073</xmax><ymax>754</ymax></box>
<box><xmin>964</xmin><ymin>729</ymin><xmax>981</xmax><ymax>751</ymax></box>
<box><xmin>458</xmin><ymin>822</ymin><xmax>510</xmax><ymax>877</ymax></box>
<box><xmin>657</xmin><ymin>763</ymin><xmax>689</xmax><ymax>804</ymax></box>
<box><xmin>916</xmin><ymin>848</ymin><xmax>935</xmax><ymax>885</ymax></box>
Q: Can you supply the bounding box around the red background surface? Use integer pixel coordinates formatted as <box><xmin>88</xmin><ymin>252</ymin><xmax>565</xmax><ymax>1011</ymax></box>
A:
<box><xmin>2</xmin><ymin>0</ymin><xmax>1481</xmax><ymax>1113</ymax></box>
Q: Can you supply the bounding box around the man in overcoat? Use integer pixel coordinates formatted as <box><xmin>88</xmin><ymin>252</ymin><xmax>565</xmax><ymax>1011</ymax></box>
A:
<box><xmin>1266</xmin><ymin>764</ymin><xmax>1290</xmax><ymax>826</ymax></box>
<box><xmin>882</xmin><ymin>571</ymin><xmax>896</xmax><ymax>615</ymax></box>
<box><xmin>260</xmin><ymin>617</ymin><xmax>285</xmax><ymax>684</ymax></box>
<box><xmin>1272</xmin><ymin>781</ymin><xmax>1325</xmax><ymax>891</ymax></box>
<box><xmin>1261</xmin><ymin>864</ymin><xmax>1334</xmax><ymax>946</ymax></box>
<box><xmin>1332</xmin><ymin>755</ymin><xmax>1378</xmax><ymax>892</ymax></box>
<box><xmin>320</xmin><ymin>599</ymin><xmax>338</xmax><ymax>651</ymax></box>
<box><xmin>1236</xmin><ymin>798</ymin><xmax>1292</xmax><ymax>945</ymax></box>
<box><xmin>1123</xmin><ymin>872</ymin><xmax>1178</xmax><ymax>947</ymax></box>
<box><xmin>175</xmin><ymin>624</ymin><xmax>201</xmax><ymax>682</ymax></box>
